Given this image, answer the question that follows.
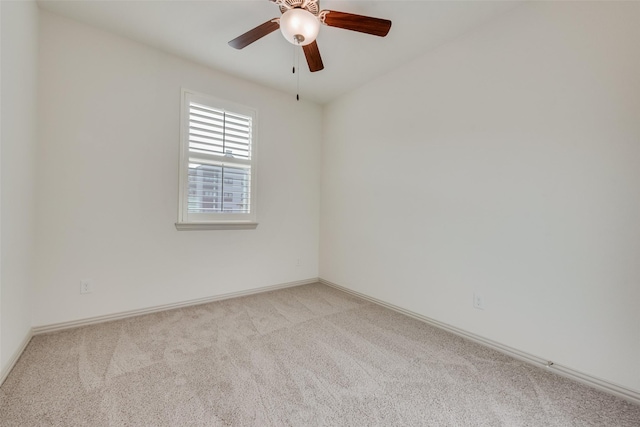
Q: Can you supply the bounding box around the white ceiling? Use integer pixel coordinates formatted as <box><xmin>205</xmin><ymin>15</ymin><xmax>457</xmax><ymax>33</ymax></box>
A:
<box><xmin>37</xmin><ymin>0</ymin><xmax>522</xmax><ymax>104</ymax></box>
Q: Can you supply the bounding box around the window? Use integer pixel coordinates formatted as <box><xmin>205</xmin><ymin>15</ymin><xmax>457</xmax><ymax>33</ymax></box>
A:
<box><xmin>176</xmin><ymin>90</ymin><xmax>258</xmax><ymax>230</ymax></box>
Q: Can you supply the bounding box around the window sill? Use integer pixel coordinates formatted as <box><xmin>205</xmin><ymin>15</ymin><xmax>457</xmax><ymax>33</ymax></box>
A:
<box><xmin>175</xmin><ymin>222</ymin><xmax>258</xmax><ymax>231</ymax></box>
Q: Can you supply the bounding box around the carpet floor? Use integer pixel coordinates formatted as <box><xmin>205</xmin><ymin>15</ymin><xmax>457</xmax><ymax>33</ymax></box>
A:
<box><xmin>1</xmin><ymin>283</ymin><xmax>639</xmax><ymax>426</ymax></box>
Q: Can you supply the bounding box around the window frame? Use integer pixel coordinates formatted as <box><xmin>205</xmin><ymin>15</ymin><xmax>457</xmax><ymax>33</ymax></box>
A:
<box><xmin>176</xmin><ymin>89</ymin><xmax>258</xmax><ymax>230</ymax></box>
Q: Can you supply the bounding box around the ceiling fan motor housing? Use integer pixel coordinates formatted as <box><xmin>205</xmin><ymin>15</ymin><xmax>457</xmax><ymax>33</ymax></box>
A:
<box><xmin>277</xmin><ymin>0</ymin><xmax>320</xmax><ymax>16</ymax></box>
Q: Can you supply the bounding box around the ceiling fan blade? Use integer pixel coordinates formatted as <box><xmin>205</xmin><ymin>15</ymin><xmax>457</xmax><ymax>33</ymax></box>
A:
<box><xmin>228</xmin><ymin>19</ymin><xmax>280</xmax><ymax>49</ymax></box>
<box><xmin>321</xmin><ymin>10</ymin><xmax>391</xmax><ymax>37</ymax></box>
<box><xmin>302</xmin><ymin>41</ymin><xmax>324</xmax><ymax>72</ymax></box>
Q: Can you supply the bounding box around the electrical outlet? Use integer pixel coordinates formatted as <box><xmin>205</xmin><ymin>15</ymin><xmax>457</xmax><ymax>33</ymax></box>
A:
<box><xmin>473</xmin><ymin>292</ymin><xmax>484</xmax><ymax>310</ymax></box>
<box><xmin>296</xmin><ymin>258</ymin><xmax>301</xmax><ymax>267</ymax></box>
<box><xmin>80</xmin><ymin>280</ymin><xmax>93</xmax><ymax>294</ymax></box>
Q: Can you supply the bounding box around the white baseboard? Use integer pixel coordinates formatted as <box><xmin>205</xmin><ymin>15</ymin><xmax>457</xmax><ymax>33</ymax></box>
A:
<box><xmin>0</xmin><ymin>328</ymin><xmax>33</xmax><ymax>387</ymax></box>
<box><xmin>32</xmin><ymin>278</ymin><xmax>319</xmax><ymax>335</ymax></box>
<box><xmin>320</xmin><ymin>278</ymin><xmax>640</xmax><ymax>406</ymax></box>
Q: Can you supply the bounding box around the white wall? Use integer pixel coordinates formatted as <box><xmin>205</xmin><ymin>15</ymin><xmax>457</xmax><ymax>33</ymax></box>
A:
<box><xmin>34</xmin><ymin>11</ymin><xmax>321</xmax><ymax>326</ymax></box>
<box><xmin>0</xmin><ymin>0</ymin><xmax>39</xmax><ymax>371</ymax></box>
<box><xmin>321</xmin><ymin>2</ymin><xmax>640</xmax><ymax>392</ymax></box>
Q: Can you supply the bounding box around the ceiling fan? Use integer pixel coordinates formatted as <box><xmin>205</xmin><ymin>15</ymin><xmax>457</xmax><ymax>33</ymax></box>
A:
<box><xmin>228</xmin><ymin>0</ymin><xmax>392</xmax><ymax>72</ymax></box>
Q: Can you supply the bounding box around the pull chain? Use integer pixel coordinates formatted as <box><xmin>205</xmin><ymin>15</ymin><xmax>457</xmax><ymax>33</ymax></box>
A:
<box><xmin>292</xmin><ymin>42</ymin><xmax>296</xmax><ymax>75</ymax></box>
<box><xmin>296</xmin><ymin>47</ymin><xmax>300</xmax><ymax>101</ymax></box>
<box><xmin>292</xmin><ymin>43</ymin><xmax>301</xmax><ymax>101</ymax></box>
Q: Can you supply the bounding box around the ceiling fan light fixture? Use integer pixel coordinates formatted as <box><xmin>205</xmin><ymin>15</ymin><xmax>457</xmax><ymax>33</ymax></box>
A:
<box><xmin>279</xmin><ymin>8</ymin><xmax>320</xmax><ymax>46</ymax></box>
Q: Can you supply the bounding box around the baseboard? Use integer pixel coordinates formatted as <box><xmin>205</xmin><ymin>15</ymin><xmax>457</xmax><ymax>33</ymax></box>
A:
<box><xmin>319</xmin><ymin>278</ymin><xmax>640</xmax><ymax>406</ymax></box>
<box><xmin>0</xmin><ymin>328</ymin><xmax>33</xmax><ymax>387</ymax></box>
<box><xmin>33</xmin><ymin>278</ymin><xmax>319</xmax><ymax>335</ymax></box>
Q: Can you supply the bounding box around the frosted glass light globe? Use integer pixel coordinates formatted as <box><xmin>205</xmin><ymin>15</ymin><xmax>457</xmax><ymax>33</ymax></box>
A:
<box><xmin>279</xmin><ymin>8</ymin><xmax>320</xmax><ymax>46</ymax></box>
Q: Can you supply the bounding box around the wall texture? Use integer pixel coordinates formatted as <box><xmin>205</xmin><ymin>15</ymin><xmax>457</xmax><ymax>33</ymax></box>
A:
<box><xmin>0</xmin><ymin>0</ymin><xmax>39</xmax><ymax>371</ymax></box>
<box><xmin>35</xmin><ymin>11</ymin><xmax>321</xmax><ymax>326</ymax></box>
<box><xmin>321</xmin><ymin>2</ymin><xmax>640</xmax><ymax>392</ymax></box>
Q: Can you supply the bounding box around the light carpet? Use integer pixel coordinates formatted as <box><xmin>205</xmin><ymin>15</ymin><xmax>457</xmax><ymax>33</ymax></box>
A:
<box><xmin>1</xmin><ymin>283</ymin><xmax>639</xmax><ymax>426</ymax></box>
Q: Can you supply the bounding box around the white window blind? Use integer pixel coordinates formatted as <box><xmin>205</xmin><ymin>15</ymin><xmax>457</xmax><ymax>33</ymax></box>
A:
<box><xmin>177</xmin><ymin>90</ymin><xmax>258</xmax><ymax>229</ymax></box>
<box><xmin>188</xmin><ymin>103</ymin><xmax>251</xmax><ymax>160</ymax></box>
